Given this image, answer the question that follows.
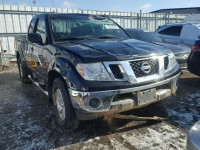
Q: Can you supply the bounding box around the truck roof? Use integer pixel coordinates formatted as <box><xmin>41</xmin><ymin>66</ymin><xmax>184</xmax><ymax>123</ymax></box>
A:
<box><xmin>38</xmin><ymin>13</ymin><xmax>106</xmax><ymax>19</ymax></box>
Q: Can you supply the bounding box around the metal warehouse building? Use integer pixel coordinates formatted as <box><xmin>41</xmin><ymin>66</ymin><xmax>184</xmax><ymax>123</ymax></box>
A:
<box><xmin>152</xmin><ymin>7</ymin><xmax>200</xmax><ymax>14</ymax></box>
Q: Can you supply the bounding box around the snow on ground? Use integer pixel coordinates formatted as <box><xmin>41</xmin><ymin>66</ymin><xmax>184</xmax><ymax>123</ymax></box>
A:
<box><xmin>59</xmin><ymin>122</ymin><xmax>187</xmax><ymax>150</ymax></box>
<box><xmin>165</xmin><ymin>91</ymin><xmax>200</xmax><ymax>130</ymax></box>
<box><xmin>0</xmin><ymin>66</ymin><xmax>197</xmax><ymax>150</ymax></box>
<box><xmin>121</xmin><ymin>123</ymin><xmax>187</xmax><ymax>150</ymax></box>
<box><xmin>109</xmin><ymin>138</ymin><xmax>129</xmax><ymax>150</ymax></box>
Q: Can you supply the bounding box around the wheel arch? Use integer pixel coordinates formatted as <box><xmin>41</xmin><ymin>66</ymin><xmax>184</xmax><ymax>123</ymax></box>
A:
<box><xmin>47</xmin><ymin>57</ymin><xmax>74</xmax><ymax>104</ymax></box>
<box><xmin>16</xmin><ymin>42</ymin><xmax>26</xmax><ymax>63</ymax></box>
<box><xmin>47</xmin><ymin>56</ymin><xmax>83</xmax><ymax>104</ymax></box>
<box><xmin>16</xmin><ymin>51</ymin><xmax>20</xmax><ymax>61</ymax></box>
<box><xmin>48</xmin><ymin>70</ymin><xmax>68</xmax><ymax>105</ymax></box>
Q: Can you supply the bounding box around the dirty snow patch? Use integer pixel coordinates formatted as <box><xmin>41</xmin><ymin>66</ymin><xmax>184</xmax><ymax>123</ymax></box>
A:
<box><xmin>165</xmin><ymin>91</ymin><xmax>200</xmax><ymax>130</ymax></box>
<box><xmin>109</xmin><ymin>138</ymin><xmax>129</xmax><ymax>150</ymax></box>
<box><xmin>59</xmin><ymin>123</ymin><xmax>187</xmax><ymax>150</ymax></box>
<box><xmin>121</xmin><ymin>123</ymin><xmax>187</xmax><ymax>150</ymax></box>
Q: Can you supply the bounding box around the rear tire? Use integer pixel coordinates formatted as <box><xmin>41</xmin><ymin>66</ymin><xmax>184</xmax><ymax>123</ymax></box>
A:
<box><xmin>17</xmin><ymin>57</ymin><xmax>31</xmax><ymax>84</ymax></box>
<box><xmin>52</xmin><ymin>78</ymin><xmax>79</xmax><ymax>130</ymax></box>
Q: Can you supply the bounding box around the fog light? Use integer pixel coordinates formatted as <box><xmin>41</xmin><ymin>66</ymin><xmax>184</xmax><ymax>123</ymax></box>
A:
<box><xmin>89</xmin><ymin>98</ymin><xmax>102</xmax><ymax>109</ymax></box>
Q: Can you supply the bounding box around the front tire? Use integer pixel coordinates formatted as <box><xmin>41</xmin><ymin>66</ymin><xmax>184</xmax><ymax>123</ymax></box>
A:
<box><xmin>52</xmin><ymin>78</ymin><xmax>79</xmax><ymax>130</ymax></box>
<box><xmin>17</xmin><ymin>57</ymin><xmax>31</xmax><ymax>84</ymax></box>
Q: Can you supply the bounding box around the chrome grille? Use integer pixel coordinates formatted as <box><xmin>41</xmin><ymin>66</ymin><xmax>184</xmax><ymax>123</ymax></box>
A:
<box><xmin>129</xmin><ymin>59</ymin><xmax>159</xmax><ymax>78</ymax></box>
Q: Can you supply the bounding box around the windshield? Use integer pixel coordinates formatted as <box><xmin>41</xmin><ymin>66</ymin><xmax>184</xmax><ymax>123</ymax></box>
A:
<box><xmin>50</xmin><ymin>15</ymin><xmax>129</xmax><ymax>42</ymax></box>
<box><xmin>127</xmin><ymin>30</ymin><xmax>162</xmax><ymax>42</ymax></box>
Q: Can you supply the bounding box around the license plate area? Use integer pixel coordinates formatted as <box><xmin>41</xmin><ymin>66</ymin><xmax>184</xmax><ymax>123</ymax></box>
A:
<box><xmin>137</xmin><ymin>89</ymin><xmax>157</xmax><ymax>106</ymax></box>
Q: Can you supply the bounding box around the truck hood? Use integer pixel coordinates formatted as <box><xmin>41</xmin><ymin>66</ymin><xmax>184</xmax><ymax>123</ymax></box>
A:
<box><xmin>153</xmin><ymin>41</ymin><xmax>191</xmax><ymax>55</ymax></box>
<box><xmin>57</xmin><ymin>38</ymin><xmax>172</xmax><ymax>62</ymax></box>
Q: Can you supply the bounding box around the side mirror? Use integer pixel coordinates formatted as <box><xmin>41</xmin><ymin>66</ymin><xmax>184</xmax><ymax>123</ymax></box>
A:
<box><xmin>198</xmin><ymin>35</ymin><xmax>200</xmax><ymax>39</ymax></box>
<box><xmin>28</xmin><ymin>33</ymin><xmax>43</xmax><ymax>44</ymax></box>
<box><xmin>3</xmin><ymin>50</ymin><xmax>6</xmax><ymax>53</ymax></box>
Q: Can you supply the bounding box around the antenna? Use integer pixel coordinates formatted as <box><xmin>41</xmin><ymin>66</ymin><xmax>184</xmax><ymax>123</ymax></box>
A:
<box><xmin>32</xmin><ymin>0</ymin><xmax>36</xmax><ymax>6</ymax></box>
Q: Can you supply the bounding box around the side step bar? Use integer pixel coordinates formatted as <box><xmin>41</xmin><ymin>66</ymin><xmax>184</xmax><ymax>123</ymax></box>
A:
<box><xmin>28</xmin><ymin>75</ymin><xmax>49</xmax><ymax>96</ymax></box>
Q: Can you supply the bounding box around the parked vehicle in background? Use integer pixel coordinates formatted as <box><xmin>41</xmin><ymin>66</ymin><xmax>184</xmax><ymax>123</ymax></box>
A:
<box><xmin>187</xmin><ymin>120</ymin><xmax>200</xmax><ymax>150</ymax></box>
<box><xmin>155</xmin><ymin>23</ymin><xmax>200</xmax><ymax>48</ymax></box>
<box><xmin>187</xmin><ymin>47</ymin><xmax>200</xmax><ymax>76</ymax></box>
<box><xmin>15</xmin><ymin>13</ymin><xmax>181</xmax><ymax>130</ymax></box>
<box><xmin>126</xmin><ymin>29</ymin><xmax>191</xmax><ymax>69</ymax></box>
<box><xmin>191</xmin><ymin>40</ymin><xmax>200</xmax><ymax>52</ymax></box>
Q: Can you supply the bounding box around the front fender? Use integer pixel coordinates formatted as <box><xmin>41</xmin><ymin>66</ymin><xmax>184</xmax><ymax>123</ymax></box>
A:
<box><xmin>48</xmin><ymin>56</ymin><xmax>84</xmax><ymax>90</ymax></box>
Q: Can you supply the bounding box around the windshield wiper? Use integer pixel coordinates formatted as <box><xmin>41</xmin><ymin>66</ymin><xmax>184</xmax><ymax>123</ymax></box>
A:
<box><xmin>56</xmin><ymin>37</ymin><xmax>85</xmax><ymax>41</ymax></box>
<box><xmin>96</xmin><ymin>35</ymin><xmax>121</xmax><ymax>39</ymax></box>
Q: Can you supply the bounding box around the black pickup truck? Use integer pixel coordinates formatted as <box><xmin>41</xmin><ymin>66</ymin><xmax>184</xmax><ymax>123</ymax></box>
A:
<box><xmin>15</xmin><ymin>13</ymin><xmax>181</xmax><ymax>130</ymax></box>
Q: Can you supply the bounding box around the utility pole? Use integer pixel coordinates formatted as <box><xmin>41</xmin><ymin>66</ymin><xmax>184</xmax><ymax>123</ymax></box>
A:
<box><xmin>32</xmin><ymin>0</ymin><xmax>36</xmax><ymax>6</ymax></box>
<box><xmin>1</xmin><ymin>0</ymin><xmax>4</xmax><ymax>8</ymax></box>
<box><xmin>52</xmin><ymin>0</ymin><xmax>54</xmax><ymax>7</ymax></box>
<box><xmin>1</xmin><ymin>0</ymin><xmax>4</xmax><ymax>10</ymax></box>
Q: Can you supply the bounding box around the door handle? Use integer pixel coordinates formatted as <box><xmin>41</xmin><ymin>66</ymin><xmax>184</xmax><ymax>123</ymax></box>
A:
<box><xmin>31</xmin><ymin>47</ymin><xmax>34</xmax><ymax>52</ymax></box>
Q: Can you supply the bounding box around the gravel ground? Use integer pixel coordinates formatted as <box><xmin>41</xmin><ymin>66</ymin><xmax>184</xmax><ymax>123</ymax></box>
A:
<box><xmin>0</xmin><ymin>66</ymin><xmax>199</xmax><ymax>150</ymax></box>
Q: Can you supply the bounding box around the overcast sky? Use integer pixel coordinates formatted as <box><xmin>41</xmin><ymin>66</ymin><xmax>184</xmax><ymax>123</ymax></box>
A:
<box><xmin>2</xmin><ymin>0</ymin><xmax>200</xmax><ymax>12</ymax></box>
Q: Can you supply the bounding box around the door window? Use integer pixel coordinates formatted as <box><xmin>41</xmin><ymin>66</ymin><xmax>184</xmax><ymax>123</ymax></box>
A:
<box><xmin>159</xmin><ymin>26</ymin><xmax>183</xmax><ymax>36</ymax></box>
<box><xmin>35</xmin><ymin>17</ymin><xmax>47</xmax><ymax>44</ymax></box>
<box><xmin>28</xmin><ymin>17</ymin><xmax>37</xmax><ymax>34</ymax></box>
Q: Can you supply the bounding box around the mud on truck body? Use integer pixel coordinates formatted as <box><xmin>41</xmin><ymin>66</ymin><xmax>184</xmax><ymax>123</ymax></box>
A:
<box><xmin>15</xmin><ymin>13</ymin><xmax>181</xmax><ymax>130</ymax></box>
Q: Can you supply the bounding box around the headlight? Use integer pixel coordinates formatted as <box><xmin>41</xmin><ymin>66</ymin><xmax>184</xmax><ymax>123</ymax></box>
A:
<box><xmin>168</xmin><ymin>53</ymin><xmax>178</xmax><ymax>70</ymax></box>
<box><xmin>76</xmin><ymin>63</ymin><xmax>111</xmax><ymax>81</ymax></box>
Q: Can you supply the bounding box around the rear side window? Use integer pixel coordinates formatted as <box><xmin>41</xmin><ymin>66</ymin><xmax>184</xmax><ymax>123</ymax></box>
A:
<box><xmin>159</xmin><ymin>26</ymin><xmax>183</xmax><ymax>36</ymax></box>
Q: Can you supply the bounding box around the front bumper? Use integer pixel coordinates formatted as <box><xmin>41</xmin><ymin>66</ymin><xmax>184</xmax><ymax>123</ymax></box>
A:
<box><xmin>69</xmin><ymin>72</ymin><xmax>181</xmax><ymax>120</ymax></box>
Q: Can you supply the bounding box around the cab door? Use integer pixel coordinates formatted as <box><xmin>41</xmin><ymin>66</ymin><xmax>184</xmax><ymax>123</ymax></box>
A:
<box><xmin>24</xmin><ymin>17</ymin><xmax>37</xmax><ymax>68</ymax></box>
<box><xmin>29</xmin><ymin>16</ymin><xmax>49</xmax><ymax>80</ymax></box>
